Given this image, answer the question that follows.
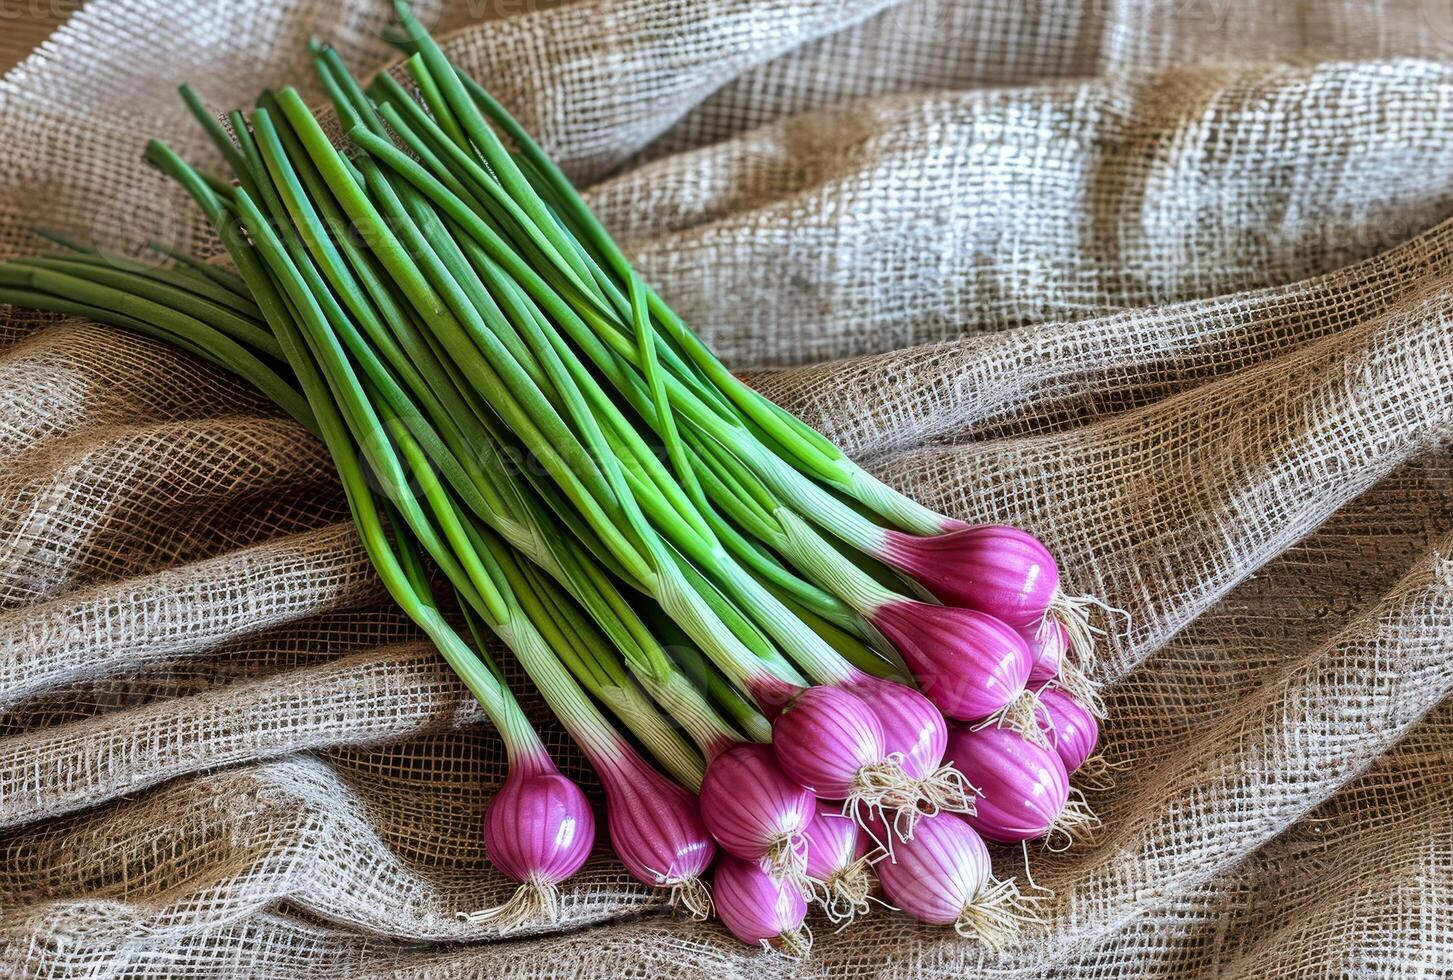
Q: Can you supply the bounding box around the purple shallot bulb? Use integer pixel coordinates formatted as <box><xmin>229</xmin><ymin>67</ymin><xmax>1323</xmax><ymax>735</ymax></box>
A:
<box><xmin>874</xmin><ymin>810</ymin><xmax>1036</xmax><ymax>949</ymax></box>
<box><xmin>700</xmin><ymin>743</ymin><xmax>814</xmax><ymax>881</ymax></box>
<box><xmin>713</xmin><ymin>856</ymin><xmax>812</xmax><ymax>956</ymax></box>
<box><xmin>1024</xmin><ymin>619</ymin><xmax>1066</xmax><ymax>687</ymax></box>
<box><xmin>871</xmin><ymin>602</ymin><xmax>1031</xmax><ymax>723</ymax></box>
<box><xmin>771</xmin><ymin>685</ymin><xmax>924</xmax><ymax>836</ymax></box>
<box><xmin>880</xmin><ymin>524</ymin><xmax>1057</xmax><ymax>629</ymax></box>
<box><xmin>843</xmin><ymin>673</ymin><xmax>946</xmax><ymax>780</ymax></box>
<box><xmin>461</xmin><ymin>755</ymin><xmax>595</xmax><ymax>931</ymax></box>
<box><xmin>844</xmin><ymin>672</ymin><xmax>972</xmax><ymax>832</ymax></box>
<box><xmin>946</xmin><ymin>725</ymin><xmax>1100</xmax><ymax>849</ymax></box>
<box><xmin>597</xmin><ymin>749</ymin><xmax>716</xmax><ymax>917</ymax></box>
<box><xmin>1035</xmin><ymin>686</ymin><xmax>1102</xmax><ymax>775</ymax></box>
<box><xmin>881</xmin><ymin>524</ymin><xmax>1106</xmax><ymax>680</ymax></box>
<box><xmin>801</xmin><ymin>802</ymin><xmax>877</xmax><ymax>925</ymax></box>
<box><xmin>1021</xmin><ymin>619</ymin><xmax>1105</xmax><ymax>718</ymax></box>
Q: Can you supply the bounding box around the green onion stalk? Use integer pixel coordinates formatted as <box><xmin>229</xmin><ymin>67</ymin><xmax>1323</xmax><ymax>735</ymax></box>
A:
<box><xmin>380</xmin><ymin>3</ymin><xmax>956</xmax><ymax>548</ymax></box>
<box><xmin>257</xmin><ymin>87</ymin><xmax>778</xmax><ymax>750</ymax></box>
<box><xmin>7</xmin><ymin>226</ymin><xmax>725</xmax><ymax>916</ymax></box>
<box><xmin>27</xmin><ymin>183</ymin><xmax>613</xmax><ymax>927</ymax></box>
<box><xmin>262</xmin><ymin>82</ymin><xmax>815</xmax><ymax>715</ymax></box>
<box><xmin>293</xmin><ymin>51</ymin><xmax>981</xmax><ymax>822</ymax></box>
<box><xmin>318</xmin><ymin>77</ymin><xmax>916</xmax><ymax>693</ymax></box>
<box><xmin>164</xmin><ymin>106</ymin><xmax>743</xmax><ymax>785</ymax></box>
<box><xmin>377</xmin><ymin>14</ymin><xmax>1098</xmax><ymax>730</ymax></box>
<box><xmin>385</xmin><ymin>15</ymin><xmax>1103</xmax><ymax>692</ymax></box>
<box><xmin>130</xmin><ymin>131</ymin><xmax>725</xmax><ymax>912</ymax></box>
<box><xmin>307</xmin><ymin>32</ymin><xmax>984</xmax><ymax>813</ymax></box>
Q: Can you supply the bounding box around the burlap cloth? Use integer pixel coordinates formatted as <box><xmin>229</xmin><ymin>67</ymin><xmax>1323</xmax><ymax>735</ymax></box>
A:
<box><xmin>2</xmin><ymin>0</ymin><xmax>1452</xmax><ymax>976</ymax></box>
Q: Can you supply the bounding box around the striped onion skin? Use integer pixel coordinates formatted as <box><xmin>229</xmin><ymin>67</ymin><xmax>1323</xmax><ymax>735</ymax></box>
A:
<box><xmin>874</xmin><ymin>809</ymin><xmax>1036</xmax><ymax>949</ymax></box>
<box><xmin>598</xmin><ymin>747</ymin><xmax>716</xmax><ymax>905</ymax></box>
<box><xmin>713</xmin><ymin>856</ymin><xmax>811</xmax><ymax>953</ymax></box>
<box><xmin>1035</xmin><ymin>687</ymin><xmax>1100</xmax><ymax>774</ymax></box>
<box><xmin>771</xmin><ymin>686</ymin><xmax>888</xmax><ymax>799</ymax></box>
<box><xmin>845</xmin><ymin>673</ymin><xmax>948</xmax><ymax>780</ymax></box>
<box><xmin>946</xmin><ymin>725</ymin><xmax>1067</xmax><ymax>843</ymax></box>
<box><xmin>872</xmin><ymin>602</ymin><xmax>1031</xmax><ymax>722</ymax></box>
<box><xmin>880</xmin><ymin>525</ymin><xmax>1059</xmax><ymax>630</ymax></box>
<box><xmin>802</xmin><ymin>802</ymin><xmax>875</xmax><ymax>925</ymax></box>
<box><xmin>1023</xmin><ymin>619</ymin><xmax>1106</xmax><ymax>718</ymax></box>
<box><xmin>463</xmin><ymin>756</ymin><xmax>596</xmax><ymax>931</ymax></box>
<box><xmin>484</xmin><ymin>760</ymin><xmax>595</xmax><ymax>886</ymax></box>
<box><xmin>700</xmin><ymin>743</ymin><xmax>814</xmax><ymax>876</ymax></box>
<box><xmin>802</xmin><ymin>802</ymin><xmax>868</xmax><ymax>883</ymax></box>
<box><xmin>876</xmin><ymin>811</ymin><xmax>991</xmax><ymax>926</ymax></box>
<box><xmin>1023</xmin><ymin>620</ymin><xmax>1069</xmax><ymax>687</ymax></box>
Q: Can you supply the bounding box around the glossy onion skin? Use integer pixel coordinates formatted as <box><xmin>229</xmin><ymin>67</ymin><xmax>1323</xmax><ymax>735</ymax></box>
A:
<box><xmin>1023</xmin><ymin>620</ymin><xmax>1068</xmax><ymax>687</ymax></box>
<box><xmin>801</xmin><ymin>801</ymin><xmax>869</xmax><ymax>882</ymax></box>
<box><xmin>714</xmin><ymin>856</ymin><xmax>809</xmax><ymax>947</ymax></box>
<box><xmin>846</xmin><ymin>673</ymin><xmax>948</xmax><ymax>779</ymax></box>
<box><xmin>946</xmin><ymin>724</ymin><xmax>1069</xmax><ymax>843</ymax></box>
<box><xmin>875</xmin><ymin>810</ymin><xmax>991</xmax><ymax>925</ymax></box>
<box><xmin>882</xmin><ymin>525</ymin><xmax>1059</xmax><ymax>629</ymax></box>
<box><xmin>484</xmin><ymin>768</ymin><xmax>595</xmax><ymax>885</ymax></box>
<box><xmin>873</xmin><ymin>602</ymin><xmax>1032</xmax><ymax>721</ymax></box>
<box><xmin>1036</xmin><ymin>686</ymin><xmax>1100</xmax><ymax>773</ymax></box>
<box><xmin>700</xmin><ymin>743</ymin><xmax>815</xmax><ymax>862</ymax></box>
<box><xmin>599</xmin><ymin>752</ymin><xmax>716</xmax><ymax>887</ymax></box>
<box><xmin>772</xmin><ymin>685</ymin><xmax>888</xmax><ymax>798</ymax></box>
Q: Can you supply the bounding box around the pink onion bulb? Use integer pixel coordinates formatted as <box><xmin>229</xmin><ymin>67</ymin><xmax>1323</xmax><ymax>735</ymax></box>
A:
<box><xmin>880</xmin><ymin>524</ymin><xmax>1058</xmax><ymax>630</ymax></box>
<box><xmin>1023</xmin><ymin>620</ymin><xmax>1067</xmax><ymax>687</ymax></box>
<box><xmin>874</xmin><ymin>810</ymin><xmax>1033</xmax><ymax>948</ymax></box>
<box><xmin>700</xmin><ymin>743</ymin><xmax>814</xmax><ymax>880</ymax></box>
<box><xmin>771</xmin><ymin>685</ymin><xmax>924</xmax><ymax>831</ymax></box>
<box><xmin>947</xmin><ymin>725</ymin><xmax>1098</xmax><ymax>848</ymax></box>
<box><xmin>1035</xmin><ymin>687</ymin><xmax>1100</xmax><ymax>774</ymax></box>
<box><xmin>713</xmin><ymin>856</ymin><xmax>812</xmax><ymax>955</ymax></box>
<box><xmin>463</xmin><ymin>761</ymin><xmax>595</xmax><ymax>931</ymax></box>
<box><xmin>1021</xmin><ymin>619</ymin><xmax>1105</xmax><ymax>716</ymax></box>
<box><xmin>598</xmin><ymin>752</ymin><xmax>716</xmax><ymax>917</ymax></box>
<box><xmin>844</xmin><ymin>673</ymin><xmax>972</xmax><ymax>830</ymax></box>
<box><xmin>871</xmin><ymin>602</ymin><xmax>1031</xmax><ymax>722</ymax></box>
<box><xmin>844</xmin><ymin>674</ymin><xmax>946</xmax><ymax>780</ymax></box>
<box><xmin>801</xmin><ymin>802</ymin><xmax>875</xmax><ymax>925</ymax></box>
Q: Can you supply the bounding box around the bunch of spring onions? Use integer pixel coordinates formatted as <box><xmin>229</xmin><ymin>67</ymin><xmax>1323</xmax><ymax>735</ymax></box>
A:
<box><xmin>0</xmin><ymin>1</ymin><xmax>1118</xmax><ymax>952</ymax></box>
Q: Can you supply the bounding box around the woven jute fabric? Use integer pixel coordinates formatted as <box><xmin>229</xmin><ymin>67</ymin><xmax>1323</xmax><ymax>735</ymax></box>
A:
<box><xmin>2</xmin><ymin>1</ymin><xmax>1452</xmax><ymax>976</ymax></box>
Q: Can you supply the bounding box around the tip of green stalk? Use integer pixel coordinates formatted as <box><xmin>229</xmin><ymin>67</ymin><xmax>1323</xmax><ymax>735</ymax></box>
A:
<box><xmin>392</xmin><ymin>0</ymin><xmax>422</xmax><ymax>32</ymax></box>
<box><xmin>31</xmin><ymin>227</ymin><xmax>89</xmax><ymax>253</ymax></box>
<box><xmin>306</xmin><ymin>36</ymin><xmax>324</xmax><ymax>53</ymax></box>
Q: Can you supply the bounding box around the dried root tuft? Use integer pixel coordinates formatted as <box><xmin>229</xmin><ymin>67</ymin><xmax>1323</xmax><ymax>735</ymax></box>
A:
<box><xmin>955</xmin><ymin>876</ymin><xmax>1040</xmax><ymax>951</ymax></box>
<box><xmin>458</xmin><ymin>875</ymin><xmax>559</xmax><ymax>933</ymax></box>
